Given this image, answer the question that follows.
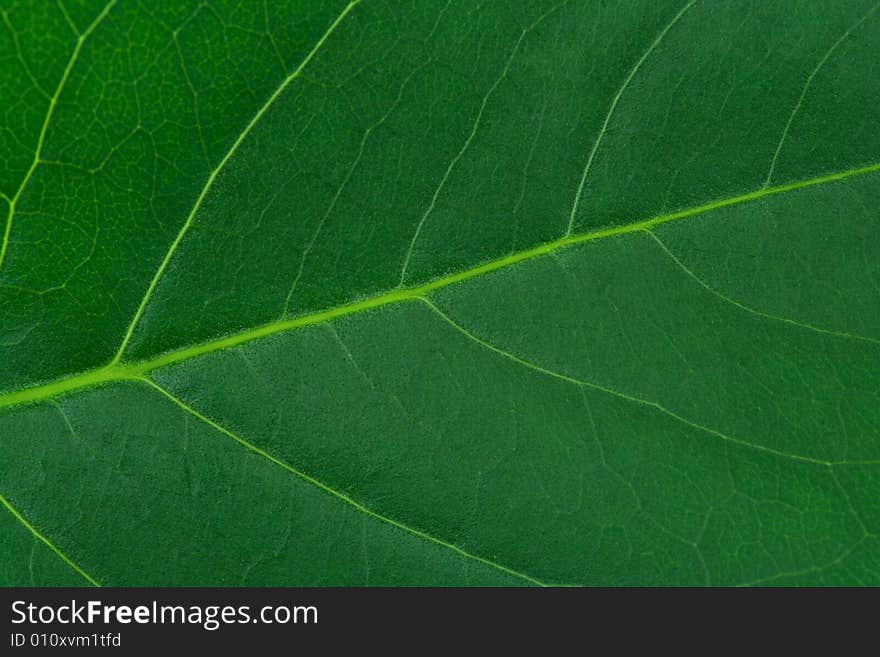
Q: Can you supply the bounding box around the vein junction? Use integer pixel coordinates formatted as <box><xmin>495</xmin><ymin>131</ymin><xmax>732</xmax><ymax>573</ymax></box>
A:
<box><xmin>1</xmin><ymin>161</ymin><xmax>878</xmax><ymax>415</ymax></box>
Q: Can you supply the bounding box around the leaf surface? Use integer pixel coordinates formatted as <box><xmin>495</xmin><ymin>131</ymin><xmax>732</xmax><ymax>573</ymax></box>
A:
<box><xmin>1</xmin><ymin>0</ymin><xmax>879</xmax><ymax>586</ymax></box>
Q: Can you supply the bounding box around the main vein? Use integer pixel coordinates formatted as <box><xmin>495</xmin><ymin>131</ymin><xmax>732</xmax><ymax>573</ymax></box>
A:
<box><xmin>0</xmin><ymin>160</ymin><xmax>878</xmax><ymax>412</ymax></box>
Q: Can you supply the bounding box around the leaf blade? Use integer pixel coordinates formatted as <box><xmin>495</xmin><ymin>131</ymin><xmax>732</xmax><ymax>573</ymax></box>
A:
<box><xmin>1</xmin><ymin>0</ymin><xmax>878</xmax><ymax>586</ymax></box>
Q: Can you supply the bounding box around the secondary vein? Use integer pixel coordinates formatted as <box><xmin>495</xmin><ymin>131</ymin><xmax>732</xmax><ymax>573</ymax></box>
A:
<box><xmin>763</xmin><ymin>2</ymin><xmax>880</xmax><ymax>187</ymax></box>
<box><xmin>418</xmin><ymin>297</ymin><xmax>834</xmax><ymax>467</ymax></box>
<box><xmin>111</xmin><ymin>0</ymin><xmax>362</xmax><ymax>363</ymax></box>
<box><xmin>645</xmin><ymin>230</ymin><xmax>880</xmax><ymax>345</ymax></box>
<box><xmin>566</xmin><ymin>0</ymin><xmax>698</xmax><ymax>235</ymax></box>
<box><xmin>0</xmin><ymin>493</ymin><xmax>101</xmax><ymax>586</ymax></box>
<box><xmin>141</xmin><ymin>378</ymin><xmax>549</xmax><ymax>586</ymax></box>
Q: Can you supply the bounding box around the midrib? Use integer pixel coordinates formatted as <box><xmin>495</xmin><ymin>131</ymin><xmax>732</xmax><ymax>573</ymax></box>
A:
<box><xmin>1</xmin><ymin>160</ymin><xmax>878</xmax><ymax>411</ymax></box>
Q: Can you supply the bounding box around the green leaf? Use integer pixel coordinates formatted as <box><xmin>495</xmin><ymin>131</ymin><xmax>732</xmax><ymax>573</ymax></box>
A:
<box><xmin>1</xmin><ymin>0</ymin><xmax>878</xmax><ymax>586</ymax></box>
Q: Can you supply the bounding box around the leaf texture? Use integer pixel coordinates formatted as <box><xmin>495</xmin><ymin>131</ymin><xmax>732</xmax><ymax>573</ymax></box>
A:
<box><xmin>1</xmin><ymin>0</ymin><xmax>879</xmax><ymax>586</ymax></box>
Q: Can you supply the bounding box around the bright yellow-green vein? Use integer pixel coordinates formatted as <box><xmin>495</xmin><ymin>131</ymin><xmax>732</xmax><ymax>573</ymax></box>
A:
<box><xmin>0</xmin><ymin>493</ymin><xmax>101</xmax><ymax>586</ymax></box>
<box><xmin>1</xmin><ymin>160</ymin><xmax>878</xmax><ymax>412</ymax></box>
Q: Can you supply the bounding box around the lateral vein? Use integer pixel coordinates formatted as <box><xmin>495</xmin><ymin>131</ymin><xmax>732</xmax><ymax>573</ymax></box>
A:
<box><xmin>111</xmin><ymin>0</ymin><xmax>362</xmax><ymax>363</ymax></box>
<box><xmin>418</xmin><ymin>297</ymin><xmax>835</xmax><ymax>467</ymax></box>
<box><xmin>140</xmin><ymin>377</ymin><xmax>550</xmax><ymax>587</ymax></box>
<box><xmin>645</xmin><ymin>230</ymin><xmax>880</xmax><ymax>345</ymax></box>
<box><xmin>0</xmin><ymin>493</ymin><xmax>101</xmax><ymax>586</ymax></box>
<box><xmin>566</xmin><ymin>0</ymin><xmax>698</xmax><ymax>235</ymax></box>
<box><xmin>764</xmin><ymin>2</ymin><xmax>880</xmax><ymax>187</ymax></box>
